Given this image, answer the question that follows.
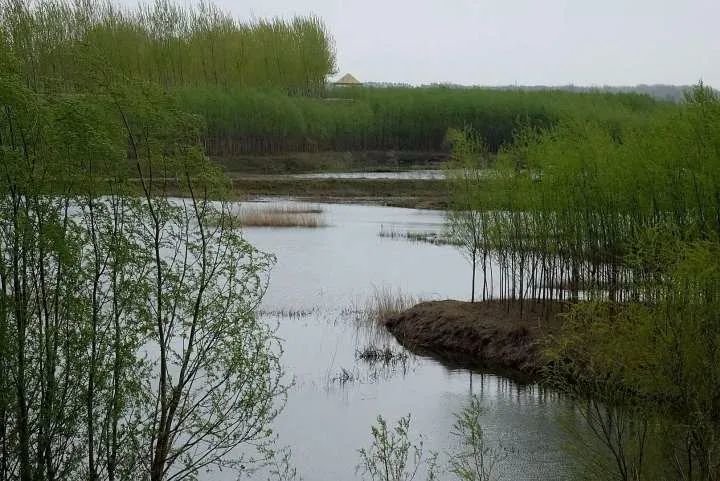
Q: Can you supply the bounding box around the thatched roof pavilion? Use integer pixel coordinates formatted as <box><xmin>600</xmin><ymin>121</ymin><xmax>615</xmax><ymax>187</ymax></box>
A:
<box><xmin>333</xmin><ymin>73</ymin><xmax>362</xmax><ymax>86</ymax></box>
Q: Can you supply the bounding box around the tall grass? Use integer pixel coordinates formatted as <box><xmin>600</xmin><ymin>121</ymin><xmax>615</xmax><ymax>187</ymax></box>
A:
<box><xmin>362</xmin><ymin>286</ymin><xmax>420</xmax><ymax>328</ymax></box>
<box><xmin>228</xmin><ymin>205</ymin><xmax>327</xmax><ymax>227</ymax></box>
<box><xmin>379</xmin><ymin>225</ymin><xmax>459</xmax><ymax>246</ymax></box>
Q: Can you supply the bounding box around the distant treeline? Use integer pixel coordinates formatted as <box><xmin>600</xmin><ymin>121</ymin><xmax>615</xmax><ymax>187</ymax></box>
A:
<box><xmin>416</xmin><ymin>83</ymin><xmax>706</xmax><ymax>103</ymax></box>
<box><xmin>177</xmin><ymin>86</ymin><xmax>669</xmax><ymax>156</ymax></box>
<box><xmin>1</xmin><ymin>0</ymin><xmax>336</xmax><ymax>95</ymax></box>
<box><xmin>0</xmin><ymin>0</ymin><xmax>674</xmax><ymax>159</ymax></box>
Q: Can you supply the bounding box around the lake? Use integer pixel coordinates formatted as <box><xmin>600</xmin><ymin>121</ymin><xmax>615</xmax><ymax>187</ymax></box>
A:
<box><xmin>240</xmin><ymin>200</ymin><xmax>586</xmax><ymax>481</ymax></box>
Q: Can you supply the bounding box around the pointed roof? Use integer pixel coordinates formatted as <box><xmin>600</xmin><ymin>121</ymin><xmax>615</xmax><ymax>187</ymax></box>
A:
<box><xmin>334</xmin><ymin>73</ymin><xmax>362</xmax><ymax>85</ymax></box>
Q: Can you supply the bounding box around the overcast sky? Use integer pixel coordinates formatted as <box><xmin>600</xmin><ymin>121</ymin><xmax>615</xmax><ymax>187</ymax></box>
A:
<box><xmin>178</xmin><ymin>0</ymin><xmax>719</xmax><ymax>86</ymax></box>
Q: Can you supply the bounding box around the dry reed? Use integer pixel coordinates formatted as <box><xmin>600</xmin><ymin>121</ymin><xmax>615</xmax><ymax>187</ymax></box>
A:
<box><xmin>363</xmin><ymin>286</ymin><xmax>420</xmax><ymax>326</ymax></box>
<box><xmin>214</xmin><ymin>204</ymin><xmax>327</xmax><ymax>228</ymax></box>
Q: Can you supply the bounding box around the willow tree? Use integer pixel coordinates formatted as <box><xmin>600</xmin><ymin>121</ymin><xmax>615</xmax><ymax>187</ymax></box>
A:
<box><xmin>111</xmin><ymin>81</ymin><xmax>284</xmax><ymax>480</ymax></box>
<box><xmin>0</xmin><ymin>36</ymin><xmax>286</xmax><ymax>481</ymax></box>
<box><xmin>446</xmin><ymin>127</ymin><xmax>491</xmax><ymax>303</ymax></box>
<box><xmin>0</xmin><ymin>0</ymin><xmax>336</xmax><ymax>96</ymax></box>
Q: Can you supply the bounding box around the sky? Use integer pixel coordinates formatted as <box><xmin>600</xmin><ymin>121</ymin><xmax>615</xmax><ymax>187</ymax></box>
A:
<box><xmin>172</xmin><ymin>0</ymin><xmax>719</xmax><ymax>87</ymax></box>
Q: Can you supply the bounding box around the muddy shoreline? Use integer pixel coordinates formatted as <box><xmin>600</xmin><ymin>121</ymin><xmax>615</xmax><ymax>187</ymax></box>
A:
<box><xmin>384</xmin><ymin>300</ymin><xmax>568</xmax><ymax>382</ymax></box>
<box><xmin>214</xmin><ymin>150</ymin><xmax>450</xmax><ymax>175</ymax></box>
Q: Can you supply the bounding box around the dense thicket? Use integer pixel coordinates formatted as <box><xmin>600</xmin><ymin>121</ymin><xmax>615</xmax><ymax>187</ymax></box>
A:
<box><xmin>0</xmin><ymin>0</ymin><xmax>335</xmax><ymax>95</ymax></box>
<box><xmin>451</xmin><ymin>84</ymin><xmax>720</xmax><ymax>306</ymax></box>
<box><xmin>446</xmin><ymin>84</ymin><xmax>720</xmax><ymax>480</ymax></box>
<box><xmin>0</xmin><ymin>5</ymin><xmax>287</xmax><ymax>481</ymax></box>
<box><xmin>177</xmin><ymin>85</ymin><xmax>668</xmax><ymax>156</ymax></box>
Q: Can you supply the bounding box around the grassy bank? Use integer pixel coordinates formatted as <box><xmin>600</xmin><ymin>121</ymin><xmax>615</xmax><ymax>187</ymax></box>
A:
<box><xmin>384</xmin><ymin>300</ymin><xmax>567</xmax><ymax>381</ymax></box>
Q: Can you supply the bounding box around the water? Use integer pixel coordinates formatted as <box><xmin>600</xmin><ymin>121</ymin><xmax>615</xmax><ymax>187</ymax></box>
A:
<box><xmin>290</xmin><ymin>169</ymin><xmax>445</xmax><ymax>180</ymax></box>
<box><xmin>288</xmin><ymin>169</ymin><xmax>499</xmax><ymax>181</ymax></box>
<box><xmin>239</xmin><ymin>200</ymin><xmax>583</xmax><ymax>481</ymax></box>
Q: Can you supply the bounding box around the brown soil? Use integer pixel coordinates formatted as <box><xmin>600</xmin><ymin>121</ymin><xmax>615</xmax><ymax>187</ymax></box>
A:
<box><xmin>214</xmin><ymin>151</ymin><xmax>449</xmax><ymax>175</ymax></box>
<box><xmin>384</xmin><ymin>300</ymin><xmax>568</xmax><ymax>381</ymax></box>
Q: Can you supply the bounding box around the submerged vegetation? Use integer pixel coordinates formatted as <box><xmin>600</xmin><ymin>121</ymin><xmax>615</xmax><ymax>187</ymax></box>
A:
<box><xmin>379</xmin><ymin>225</ymin><xmax>459</xmax><ymax>246</ymax></box>
<box><xmin>356</xmin><ymin>345</ymin><xmax>409</xmax><ymax>366</ymax></box>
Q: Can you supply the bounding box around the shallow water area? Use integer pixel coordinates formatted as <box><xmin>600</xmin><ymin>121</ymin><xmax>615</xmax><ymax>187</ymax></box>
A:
<box><xmin>289</xmin><ymin>169</ymin><xmax>446</xmax><ymax>180</ymax></box>
<box><xmin>238</xmin><ymin>199</ymin><xmax>583</xmax><ymax>481</ymax></box>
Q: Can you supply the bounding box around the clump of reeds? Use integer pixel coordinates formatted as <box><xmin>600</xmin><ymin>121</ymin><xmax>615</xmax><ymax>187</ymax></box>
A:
<box><xmin>261</xmin><ymin>205</ymin><xmax>325</xmax><ymax>215</ymax></box>
<box><xmin>379</xmin><ymin>225</ymin><xmax>460</xmax><ymax>246</ymax></box>
<box><xmin>212</xmin><ymin>204</ymin><xmax>327</xmax><ymax>228</ymax></box>
<box><xmin>363</xmin><ymin>286</ymin><xmax>419</xmax><ymax>327</ymax></box>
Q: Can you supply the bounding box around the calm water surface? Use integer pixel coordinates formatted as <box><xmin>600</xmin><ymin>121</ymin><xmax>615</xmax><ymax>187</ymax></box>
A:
<box><xmin>290</xmin><ymin>170</ymin><xmax>445</xmax><ymax>180</ymax></box>
<box><xmin>239</xmin><ymin>200</ymin><xmax>583</xmax><ymax>481</ymax></box>
<box><xmin>289</xmin><ymin>169</ymin><xmax>499</xmax><ymax>181</ymax></box>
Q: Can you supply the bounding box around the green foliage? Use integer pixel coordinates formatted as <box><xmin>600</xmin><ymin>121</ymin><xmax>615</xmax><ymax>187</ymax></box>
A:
<box><xmin>0</xmin><ymin>9</ymin><xmax>287</xmax><ymax>481</ymax></box>
<box><xmin>511</xmin><ymin>84</ymin><xmax>720</xmax><ymax>480</ymax></box>
<box><xmin>179</xmin><ymin>85</ymin><xmax>668</xmax><ymax>156</ymax></box>
<box><xmin>445</xmin><ymin>127</ymin><xmax>491</xmax><ymax>302</ymax></box>
<box><xmin>437</xmin><ymin>82</ymin><xmax>720</xmax><ymax>479</ymax></box>
<box><xmin>358</xmin><ymin>415</ymin><xmax>439</xmax><ymax>481</ymax></box>
<box><xmin>0</xmin><ymin>0</ymin><xmax>335</xmax><ymax>95</ymax></box>
<box><xmin>448</xmin><ymin>397</ymin><xmax>508</xmax><ymax>481</ymax></box>
<box><xmin>0</xmin><ymin>0</ymin><xmax>668</xmax><ymax>158</ymax></box>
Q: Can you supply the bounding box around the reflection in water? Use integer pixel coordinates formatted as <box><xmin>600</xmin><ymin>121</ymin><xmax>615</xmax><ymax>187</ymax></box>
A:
<box><xmin>237</xmin><ymin>200</ymin><xmax>583</xmax><ymax>481</ymax></box>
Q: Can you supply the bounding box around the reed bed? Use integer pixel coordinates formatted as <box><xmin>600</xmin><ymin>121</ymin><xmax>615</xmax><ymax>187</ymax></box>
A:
<box><xmin>261</xmin><ymin>205</ymin><xmax>324</xmax><ymax>215</ymax></box>
<box><xmin>362</xmin><ymin>286</ymin><xmax>420</xmax><ymax>327</ymax></box>
<box><xmin>379</xmin><ymin>225</ymin><xmax>460</xmax><ymax>246</ymax></box>
<box><xmin>234</xmin><ymin>206</ymin><xmax>327</xmax><ymax>228</ymax></box>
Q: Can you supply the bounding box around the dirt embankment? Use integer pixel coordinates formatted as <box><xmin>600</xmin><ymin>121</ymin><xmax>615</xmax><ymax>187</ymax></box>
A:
<box><xmin>384</xmin><ymin>300</ymin><xmax>567</xmax><ymax>381</ymax></box>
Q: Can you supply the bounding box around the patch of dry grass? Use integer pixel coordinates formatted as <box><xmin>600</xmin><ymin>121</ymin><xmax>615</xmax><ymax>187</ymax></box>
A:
<box><xmin>211</xmin><ymin>204</ymin><xmax>327</xmax><ymax>228</ymax></box>
<box><xmin>364</xmin><ymin>285</ymin><xmax>420</xmax><ymax>327</ymax></box>
<box><xmin>261</xmin><ymin>205</ymin><xmax>324</xmax><ymax>215</ymax></box>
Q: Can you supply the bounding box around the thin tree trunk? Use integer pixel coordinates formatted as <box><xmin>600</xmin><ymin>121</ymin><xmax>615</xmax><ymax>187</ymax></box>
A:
<box><xmin>471</xmin><ymin>249</ymin><xmax>476</xmax><ymax>303</ymax></box>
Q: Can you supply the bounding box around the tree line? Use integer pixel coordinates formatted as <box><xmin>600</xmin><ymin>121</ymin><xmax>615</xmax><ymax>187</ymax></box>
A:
<box><xmin>446</xmin><ymin>83</ymin><xmax>720</xmax><ymax>480</ymax></box>
<box><xmin>1</xmin><ymin>0</ymin><xmax>673</xmax><ymax>160</ymax></box>
<box><xmin>179</xmin><ymin>85</ymin><xmax>667</xmax><ymax>157</ymax></box>
<box><xmin>1</xmin><ymin>0</ymin><xmax>335</xmax><ymax>95</ymax></box>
